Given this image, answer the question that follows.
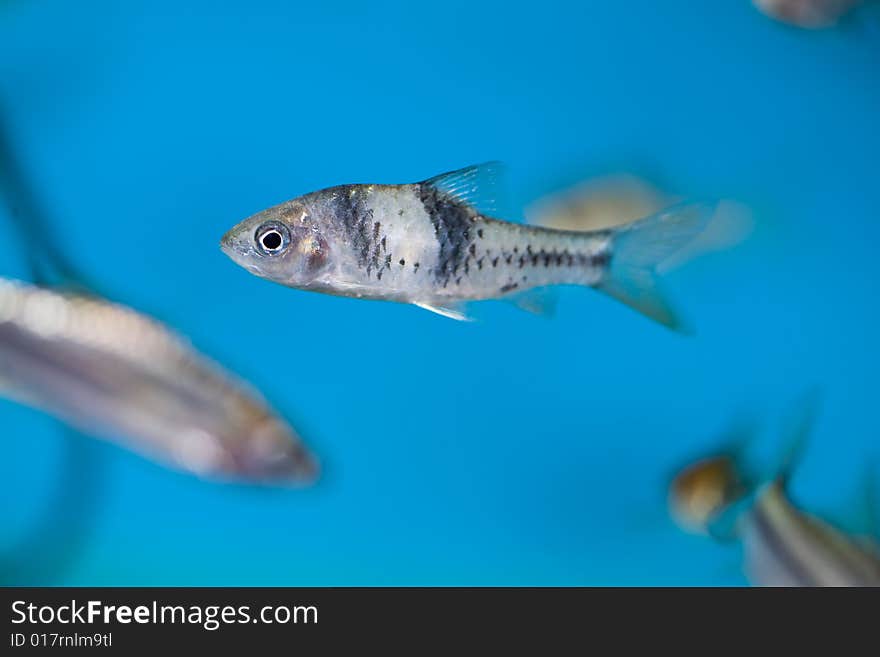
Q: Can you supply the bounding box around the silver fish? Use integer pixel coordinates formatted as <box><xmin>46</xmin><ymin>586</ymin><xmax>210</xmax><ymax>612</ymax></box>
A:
<box><xmin>0</xmin><ymin>277</ymin><xmax>317</xmax><ymax>484</ymax></box>
<box><xmin>221</xmin><ymin>163</ymin><xmax>713</xmax><ymax>329</ymax></box>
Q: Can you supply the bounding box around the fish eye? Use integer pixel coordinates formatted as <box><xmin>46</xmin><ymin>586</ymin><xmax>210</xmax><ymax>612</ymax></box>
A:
<box><xmin>255</xmin><ymin>222</ymin><xmax>290</xmax><ymax>255</ymax></box>
<box><xmin>262</xmin><ymin>231</ymin><xmax>282</xmax><ymax>250</ymax></box>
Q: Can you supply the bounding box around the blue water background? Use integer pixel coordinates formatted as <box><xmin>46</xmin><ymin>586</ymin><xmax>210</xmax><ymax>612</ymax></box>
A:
<box><xmin>1</xmin><ymin>0</ymin><xmax>878</xmax><ymax>585</ymax></box>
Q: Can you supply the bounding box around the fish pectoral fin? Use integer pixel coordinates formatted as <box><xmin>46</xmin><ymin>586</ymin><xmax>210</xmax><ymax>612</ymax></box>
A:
<box><xmin>706</xmin><ymin>496</ymin><xmax>752</xmax><ymax>543</ymax></box>
<box><xmin>506</xmin><ymin>287</ymin><xmax>558</xmax><ymax>318</ymax></box>
<box><xmin>420</xmin><ymin>162</ymin><xmax>509</xmax><ymax>217</ymax></box>
<box><xmin>413</xmin><ymin>301</ymin><xmax>474</xmax><ymax>322</ymax></box>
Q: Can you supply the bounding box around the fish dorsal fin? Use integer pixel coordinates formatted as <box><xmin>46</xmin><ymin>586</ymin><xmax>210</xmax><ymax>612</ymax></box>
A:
<box><xmin>771</xmin><ymin>388</ymin><xmax>823</xmax><ymax>488</ymax></box>
<box><xmin>421</xmin><ymin>162</ymin><xmax>507</xmax><ymax>217</ymax></box>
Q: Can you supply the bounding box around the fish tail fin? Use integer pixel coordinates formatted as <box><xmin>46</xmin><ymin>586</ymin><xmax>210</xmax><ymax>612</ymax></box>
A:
<box><xmin>597</xmin><ymin>201</ymin><xmax>715</xmax><ymax>332</ymax></box>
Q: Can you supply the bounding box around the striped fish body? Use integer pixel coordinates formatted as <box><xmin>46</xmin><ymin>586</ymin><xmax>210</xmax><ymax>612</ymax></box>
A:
<box><xmin>302</xmin><ymin>182</ymin><xmax>611</xmax><ymax>304</ymax></box>
<box><xmin>743</xmin><ymin>482</ymin><xmax>880</xmax><ymax>587</ymax></box>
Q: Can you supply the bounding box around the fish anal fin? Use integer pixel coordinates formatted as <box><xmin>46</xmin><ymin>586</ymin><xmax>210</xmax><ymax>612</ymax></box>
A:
<box><xmin>413</xmin><ymin>301</ymin><xmax>473</xmax><ymax>322</ymax></box>
<box><xmin>506</xmin><ymin>287</ymin><xmax>558</xmax><ymax>318</ymax></box>
<box><xmin>598</xmin><ymin>269</ymin><xmax>687</xmax><ymax>333</ymax></box>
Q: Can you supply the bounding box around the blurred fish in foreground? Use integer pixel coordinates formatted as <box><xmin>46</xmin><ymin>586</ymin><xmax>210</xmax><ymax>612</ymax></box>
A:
<box><xmin>526</xmin><ymin>174</ymin><xmax>753</xmax><ymax>274</ymax></box>
<box><xmin>669</xmin><ymin>399</ymin><xmax>880</xmax><ymax>586</ymax></box>
<box><xmin>0</xmin><ymin>277</ymin><xmax>318</xmax><ymax>484</ymax></box>
<box><xmin>0</xmin><ymin>107</ymin><xmax>318</xmax><ymax>486</ymax></box>
<box><xmin>752</xmin><ymin>0</ymin><xmax>863</xmax><ymax>28</ymax></box>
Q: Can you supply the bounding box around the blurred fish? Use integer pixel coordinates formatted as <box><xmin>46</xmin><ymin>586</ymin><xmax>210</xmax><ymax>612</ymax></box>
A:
<box><xmin>0</xmin><ymin>278</ymin><xmax>318</xmax><ymax>484</ymax></box>
<box><xmin>526</xmin><ymin>174</ymin><xmax>666</xmax><ymax>232</ymax></box>
<box><xmin>670</xmin><ymin>453</ymin><xmax>751</xmax><ymax>536</ymax></box>
<box><xmin>0</xmin><ymin>102</ymin><xmax>318</xmax><ymax>485</ymax></box>
<box><xmin>753</xmin><ymin>0</ymin><xmax>863</xmax><ymax>28</ymax></box>
<box><xmin>525</xmin><ymin>174</ymin><xmax>753</xmax><ymax>274</ymax></box>
<box><xmin>742</xmin><ymin>478</ymin><xmax>880</xmax><ymax>586</ymax></box>
<box><xmin>221</xmin><ymin>163</ymin><xmax>714</xmax><ymax>330</ymax></box>
<box><xmin>669</xmin><ymin>400</ymin><xmax>880</xmax><ymax>586</ymax></box>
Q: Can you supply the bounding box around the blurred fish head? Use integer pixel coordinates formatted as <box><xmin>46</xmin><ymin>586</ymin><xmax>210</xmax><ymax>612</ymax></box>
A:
<box><xmin>230</xmin><ymin>415</ymin><xmax>319</xmax><ymax>485</ymax></box>
<box><xmin>220</xmin><ymin>196</ymin><xmax>333</xmax><ymax>289</ymax></box>
<box><xmin>173</xmin><ymin>412</ymin><xmax>318</xmax><ymax>486</ymax></box>
<box><xmin>668</xmin><ymin>455</ymin><xmax>746</xmax><ymax>535</ymax></box>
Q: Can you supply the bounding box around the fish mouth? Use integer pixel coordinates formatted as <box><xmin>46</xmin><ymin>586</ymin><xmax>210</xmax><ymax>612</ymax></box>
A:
<box><xmin>219</xmin><ymin>228</ymin><xmax>252</xmax><ymax>260</ymax></box>
<box><xmin>286</xmin><ymin>448</ymin><xmax>320</xmax><ymax>485</ymax></box>
<box><xmin>243</xmin><ymin>442</ymin><xmax>320</xmax><ymax>487</ymax></box>
<box><xmin>219</xmin><ymin>228</ymin><xmax>236</xmax><ymax>254</ymax></box>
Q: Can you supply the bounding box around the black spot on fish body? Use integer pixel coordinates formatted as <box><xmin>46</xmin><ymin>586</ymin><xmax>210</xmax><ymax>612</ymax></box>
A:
<box><xmin>477</xmin><ymin>229</ymin><xmax>484</xmax><ymax>239</ymax></box>
<box><xmin>399</xmin><ymin>258</ymin><xmax>406</xmax><ymax>266</ymax></box>
<box><xmin>464</xmin><ymin>262</ymin><xmax>470</xmax><ymax>275</ymax></box>
<box><xmin>492</xmin><ymin>257</ymin><xmax>499</xmax><ymax>267</ymax></box>
<box><xmin>455</xmin><ymin>277</ymin><xmax>462</xmax><ymax>286</ymax></box>
<box><xmin>505</xmin><ymin>254</ymin><xmax>512</xmax><ymax>265</ymax></box>
<box><xmin>477</xmin><ymin>258</ymin><xmax>484</xmax><ymax>270</ymax></box>
<box><xmin>331</xmin><ymin>185</ymin><xmax>381</xmax><ymax>276</ymax></box>
<box><xmin>518</xmin><ymin>256</ymin><xmax>525</xmax><ymax>269</ymax></box>
<box><xmin>591</xmin><ymin>252</ymin><xmax>610</xmax><ymax>268</ymax></box>
<box><xmin>414</xmin><ymin>262</ymin><xmax>420</xmax><ymax>271</ymax></box>
<box><xmin>469</xmin><ymin>244</ymin><xmax>476</xmax><ymax>257</ymax></box>
<box><xmin>385</xmin><ymin>254</ymin><xmax>392</xmax><ymax>266</ymax></box>
<box><xmin>500</xmin><ymin>282</ymin><xmax>519</xmax><ymax>293</ymax></box>
<box><xmin>419</xmin><ymin>182</ymin><xmax>475</xmax><ymax>288</ymax></box>
<box><xmin>398</xmin><ymin>209</ymin><xmax>404</xmax><ymax>216</ymax></box>
<box><xmin>381</xmin><ymin>236</ymin><xmax>387</xmax><ymax>252</ymax></box>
